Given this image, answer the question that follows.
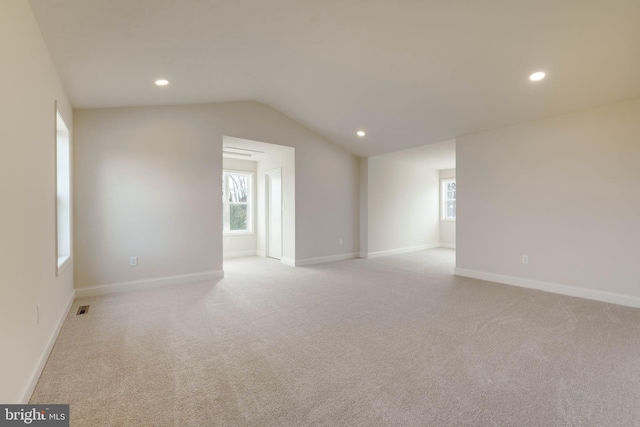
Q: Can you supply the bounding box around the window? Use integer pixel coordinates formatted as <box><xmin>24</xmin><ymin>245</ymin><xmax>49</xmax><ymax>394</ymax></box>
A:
<box><xmin>441</xmin><ymin>178</ymin><xmax>456</xmax><ymax>221</ymax></box>
<box><xmin>56</xmin><ymin>111</ymin><xmax>71</xmax><ymax>270</ymax></box>
<box><xmin>223</xmin><ymin>171</ymin><xmax>253</xmax><ymax>233</ymax></box>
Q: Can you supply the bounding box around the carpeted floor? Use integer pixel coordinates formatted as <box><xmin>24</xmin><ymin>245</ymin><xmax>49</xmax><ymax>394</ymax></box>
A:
<box><xmin>31</xmin><ymin>249</ymin><xmax>640</xmax><ymax>426</ymax></box>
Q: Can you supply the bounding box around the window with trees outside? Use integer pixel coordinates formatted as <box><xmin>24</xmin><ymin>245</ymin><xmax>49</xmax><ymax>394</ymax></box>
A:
<box><xmin>223</xmin><ymin>171</ymin><xmax>253</xmax><ymax>233</ymax></box>
<box><xmin>442</xmin><ymin>178</ymin><xmax>456</xmax><ymax>221</ymax></box>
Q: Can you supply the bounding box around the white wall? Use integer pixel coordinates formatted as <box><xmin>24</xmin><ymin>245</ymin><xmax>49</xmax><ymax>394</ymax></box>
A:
<box><xmin>0</xmin><ymin>0</ymin><xmax>74</xmax><ymax>403</ymax></box>
<box><xmin>294</xmin><ymin>131</ymin><xmax>360</xmax><ymax>265</ymax></box>
<box><xmin>359</xmin><ymin>158</ymin><xmax>369</xmax><ymax>257</ymax></box>
<box><xmin>365</xmin><ymin>155</ymin><xmax>440</xmax><ymax>257</ymax></box>
<box><xmin>74</xmin><ymin>106</ymin><xmax>222</xmax><ymax>292</ymax></box>
<box><xmin>439</xmin><ymin>168</ymin><xmax>456</xmax><ymax>248</ymax></box>
<box><xmin>456</xmin><ymin>98</ymin><xmax>640</xmax><ymax>306</ymax></box>
<box><xmin>74</xmin><ymin>102</ymin><xmax>360</xmax><ymax>291</ymax></box>
<box><xmin>223</xmin><ymin>157</ymin><xmax>258</xmax><ymax>258</ymax></box>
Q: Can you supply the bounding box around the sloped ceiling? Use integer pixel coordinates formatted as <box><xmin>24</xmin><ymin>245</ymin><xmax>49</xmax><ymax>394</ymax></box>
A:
<box><xmin>29</xmin><ymin>0</ymin><xmax>640</xmax><ymax>157</ymax></box>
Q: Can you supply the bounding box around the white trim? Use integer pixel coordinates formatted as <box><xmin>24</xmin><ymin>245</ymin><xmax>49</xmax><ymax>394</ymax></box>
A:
<box><xmin>256</xmin><ymin>250</ymin><xmax>266</xmax><ymax>257</ymax></box>
<box><xmin>440</xmin><ymin>243</ymin><xmax>456</xmax><ymax>249</ymax></box>
<box><xmin>294</xmin><ymin>253</ymin><xmax>359</xmax><ymax>267</ymax></box>
<box><xmin>223</xmin><ymin>250</ymin><xmax>257</xmax><ymax>259</ymax></box>
<box><xmin>75</xmin><ymin>271</ymin><xmax>224</xmax><ymax>298</ymax></box>
<box><xmin>366</xmin><ymin>244</ymin><xmax>440</xmax><ymax>259</ymax></box>
<box><xmin>265</xmin><ymin>167</ymin><xmax>283</xmax><ymax>260</ymax></box>
<box><xmin>454</xmin><ymin>268</ymin><xmax>640</xmax><ymax>309</ymax></box>
<box><xmin>223</xmin><ymin>231</ymin><xmax>255</xmax><ymax>236</ymax></box>
<box><xmin>57</xmin><ymin>255</ymin><xmax>71</xmax><ymax>270</ymax></box>
<box><xmin>56</xmin><ymin>256</ymin><xmax>72</xmax><ymax>275</ymax></box>
<box><xmin>359</xmin><ymin>252</ymin><xmax>369</xmax><ymax>259</ymax></box>
<box><xmin>280</xmin><ymin>257</ymin><xmax>296</xmax><ymax>267</ymax></box>
<box><xmin>18</xmin><ymin>290</ymin><xmax>75</xmax><ymax>404</ymax></box>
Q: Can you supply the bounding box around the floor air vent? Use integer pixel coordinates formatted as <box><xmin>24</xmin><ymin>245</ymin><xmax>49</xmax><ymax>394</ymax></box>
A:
<box><xmin>76</xmin><ymin>305</ymin><xmax>90</xmax><ymax>315</ymax></box>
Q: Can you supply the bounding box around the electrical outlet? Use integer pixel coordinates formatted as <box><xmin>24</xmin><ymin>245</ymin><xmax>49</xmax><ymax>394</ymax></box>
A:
<box><xmin>130</xmin><ymin>256</ymin><xmax>138</xmax><ymax>267</ymax></box>
<box><xmin>339</xmin><ymin>239</ymin><xmax>343</xmax><ymax>245</ymax></box>
<box><xmin>522</xmin><ymin>255</ymin><xmax>529</xmax><ymax>265</ymax></box>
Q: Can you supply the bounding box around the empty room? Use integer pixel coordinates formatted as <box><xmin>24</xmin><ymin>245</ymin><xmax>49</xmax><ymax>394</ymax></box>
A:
<box><xmin>2</xmin><ymin>0</ymin><xmax>640</xmax><ymax>425</ymax></box>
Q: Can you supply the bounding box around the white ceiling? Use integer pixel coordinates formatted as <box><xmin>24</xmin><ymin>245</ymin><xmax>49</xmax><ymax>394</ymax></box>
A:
<box><xmin>374</xmin><ymin>139</ymin><xmax>456</xmax><ymax>170</ymax></box>
<box><xmin>223</xmin><ymin>136</ymin><xmax>292</xmax><ymax>161</ymax></box>
<box><xmin>30</xmin><ymin>0</ymin><xmax>640</xmax><ymax>157</ymax></box>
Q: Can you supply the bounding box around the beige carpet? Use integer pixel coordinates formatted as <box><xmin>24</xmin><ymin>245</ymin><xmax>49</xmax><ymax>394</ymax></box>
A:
<box><xmin>31</xmin><ymin>249</ymin><xmax>640</xmax><ymax>426</ymax></box>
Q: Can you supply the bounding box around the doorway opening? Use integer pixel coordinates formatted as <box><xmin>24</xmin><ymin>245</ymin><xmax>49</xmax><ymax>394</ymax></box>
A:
<box><xmin>222</xmin><ymin>136</ymin><xmax>295</xmax><ymax>267</ymax></box>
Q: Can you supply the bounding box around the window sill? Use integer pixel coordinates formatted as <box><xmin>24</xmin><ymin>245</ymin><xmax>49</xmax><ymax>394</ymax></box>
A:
<box><xmin>441</xmin><ymin>218</ymin><xmax>456</xmax><ymax>222</ymax></box>
<box><xmin>223</xmin><ymin>231</ymin><xmax>255</xmax><ymax>236</ymax></box>
<box><xmin>57</xmin><ymin>255</ymin><xmax>71</xmax><ymax>276</ymax></box>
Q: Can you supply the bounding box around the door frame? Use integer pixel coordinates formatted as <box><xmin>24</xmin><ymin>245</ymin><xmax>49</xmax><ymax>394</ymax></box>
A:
<box><xmin>265</xmin><ymin>167</ymin><xmax>283</xmax><ymax>259</ymax></box>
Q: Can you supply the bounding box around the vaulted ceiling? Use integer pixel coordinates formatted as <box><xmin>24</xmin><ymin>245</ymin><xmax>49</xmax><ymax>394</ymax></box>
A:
<box><xmin>30</xmin><ymin>0</ymin><xmax>640</xmax><ymax>157</ymax></box>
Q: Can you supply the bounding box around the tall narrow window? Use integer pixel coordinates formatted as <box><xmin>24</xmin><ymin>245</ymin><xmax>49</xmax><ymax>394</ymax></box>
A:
<box><xmin>222</xmin><ymin>171</ymin><xmax>253</xmax><ymax>233</ymax></box>
<box><xmin>441</xmin><ymin>178</ymin><xmax>456</xmax><ymax>221</ymax></box>
<box><xmin>56</xmin><ymin>111</ymin><xmax>71</xmax><ymax>270</ymax></box>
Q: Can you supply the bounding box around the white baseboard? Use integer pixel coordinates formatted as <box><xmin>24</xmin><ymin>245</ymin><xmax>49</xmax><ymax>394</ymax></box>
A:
<box><xmin>366</xmin><ymin>244</ymin><xmax>440</xmax><ymax>259</ymax></box>
<box><xmin>223</xmin><ymin>250</ymin><xmax>257</xmax><ymax>259</ymax></box>
<box><xmin>359</xmin><ymin>252</ymin><xmax>368</xmax><ymax>259</ymax></box>
<box><xmin>440</xmin><ymin>243</ymin><xmax>456</xmax><ymax>249</ymax></box>
<box><xmin>18</xmin><ymin>290</ymin><xmax>75</xmax><ymax>404</ymax></box>
<box><xmin>294</xmin><ymin>253</ymin><xmax>359</xmax><ymax>267</ymax></box>
<box><xmin>75</xmin><ymin>271</ymin><xmax>224</xmax><ymax>298</ymax></box>
<box><xmin>256</xmin><ymin>250</ymin><xmax>266</xmax><ymax>257</ymax></box>
<box><xmin>280</xmin><ymin>257</ymin><xmax>296</xmax><ymax>267</ymax></box>
<box><xmin>454</xmin><ymin>268</ymin><xmax>640</xmax><ymax>309</ymax></box>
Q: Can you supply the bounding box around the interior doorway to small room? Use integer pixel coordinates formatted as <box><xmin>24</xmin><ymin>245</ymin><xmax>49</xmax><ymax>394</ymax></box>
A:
<box><xmin>439</xmin><ymin>166</ymin><xmax>456</xmax><ymax>250</ymax></box>
<box><xmin>431</xmin><ymin>140</ymin><xmax>456</xmax><ymax>251</ymax></box>
<box><xmin>222</xmin><ymin>136</ymin><xmax>294</xmax><ymax>267</ymax></box>
<box><xmin>367</xmin><ymin>139</ymin><xmax>456</xmax><ymax>254</ymax></box>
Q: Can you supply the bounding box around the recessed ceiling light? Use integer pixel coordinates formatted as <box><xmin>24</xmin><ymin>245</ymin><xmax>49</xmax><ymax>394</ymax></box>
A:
<box><xmin>155</xmin><ymin>79</ymin><xmax>169</xmax><ymax>86</ymax></box>
<box><xmin>357</xmin><ymin>130</ymin><xmax>366</xmax><ymax>137</ymax></box>
<box><xmin>529</xmin><ymin>72</ymin><xmax>546</xmax><ymax>81</ymax></box>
